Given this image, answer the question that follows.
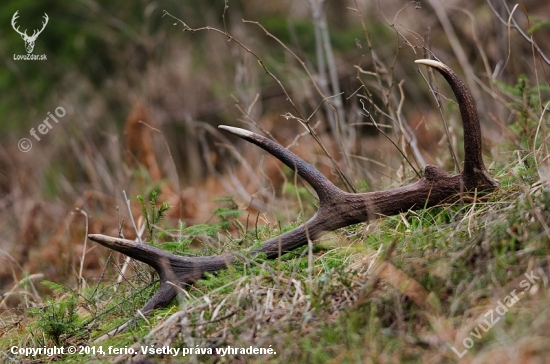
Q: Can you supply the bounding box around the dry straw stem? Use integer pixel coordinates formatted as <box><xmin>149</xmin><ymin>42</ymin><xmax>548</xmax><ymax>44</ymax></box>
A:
<box><xmin>359</xmin><ymin>98</ymin><xmax>421</xmax><ymax>179</ymax></box>
<box><xmin>88</xmin><ymin>60</ymin><xmax>497</xmax><ymax>322</ymax></box>
<box><xmin>488</xmin><ymin>0</ymin><xmax>550</xmax><ymax>67</ymax></box>
<box><xmin>74</xmin><ymin>208</ymin><xmax>89</xmax><ymax>291</ymax></box>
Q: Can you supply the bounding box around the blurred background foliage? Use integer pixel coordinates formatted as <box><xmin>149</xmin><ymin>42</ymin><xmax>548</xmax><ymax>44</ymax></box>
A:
<box><xmin>0</xmin><ymin>0</ymin><xmax>373</xmax><ymax>133</ymax></box>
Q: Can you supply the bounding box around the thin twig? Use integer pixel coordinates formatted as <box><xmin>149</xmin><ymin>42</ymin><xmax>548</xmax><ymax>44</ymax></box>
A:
<box><xmin>426</xmin><ymin>0</ymin><xmax>484</xmax><ymax>110</ymax></box>
<box><xmin>359</xmin><ymin>100</ymin><xmax>421</xmax><ymax>178</ymax></box>
<box><xmin>75</xmin><ymin>208</ymin><xmax>89</xmax><ymax>291</ymax></box>
<box><xmin>242</xmin><ymin>19</ymin><xmax>356</xmax><ymax>192</ymax></box>
<box><xmin>487</xmin><ymin>0</ymin><xmax>550</xmax><ymax>66</ymax></box>
<box><xmin>116</xmin><ymin>224</ymin><xmax>146</xmax><ymax>289</ymax></box>
<box><xmin>122</xmin><ymin>190</ymin><xmax>143</xmax><ymax>245</ymax></box>
<box><xmin>164</xmin><ymin>10</ymin><xmax>355</xmax><ymax>192</ymax></box>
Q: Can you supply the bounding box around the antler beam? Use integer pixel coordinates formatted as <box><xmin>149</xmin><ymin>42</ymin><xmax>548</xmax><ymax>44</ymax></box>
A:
<box><xmin>88</xmin><ymin>60</ymin><xmax>497</xmax><ymax>315</ymax></box>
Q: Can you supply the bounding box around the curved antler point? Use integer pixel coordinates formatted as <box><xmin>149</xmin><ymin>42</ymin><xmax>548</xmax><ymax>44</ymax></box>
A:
<box><xmin>415</xmin><ymin>59</ymin><xmax>445</xmax><ymax>69</ymax></box>
<box><xmin>218</xmin><ymin>125</ymin><xmax>253</xmax><ymax>138</ymax></box>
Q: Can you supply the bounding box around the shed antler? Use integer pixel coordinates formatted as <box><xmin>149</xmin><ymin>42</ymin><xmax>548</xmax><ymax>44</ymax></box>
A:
<box><xmin>88</xmin><ymin>60</ymin><xmax>497</xmax><ymax>314</ymax></box>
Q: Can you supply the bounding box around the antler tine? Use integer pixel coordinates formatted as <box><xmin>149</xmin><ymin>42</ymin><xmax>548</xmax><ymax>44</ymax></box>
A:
<box><xmin>415</xmin><ymin>59</ymin><xmax>497</xmax><ymax>189</ymax></box>
<box><xmin>217</xmin><ymin>125</ymin><xmax>367</xmax><ymax>257</ymax></box>
<box><xmin>218</xmin><ymin>125</ymin><xmax>341</xmax><ymax>204</ymax></box>
<box><xmin>88</xmin><ymin>234</ymin><xmax>233</xmax><ymax>312</ymax></box>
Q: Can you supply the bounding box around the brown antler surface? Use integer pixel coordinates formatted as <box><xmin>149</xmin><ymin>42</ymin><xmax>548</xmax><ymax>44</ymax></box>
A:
<box><xmin>88</xmin><ymin>59</ymin><xmax>497</xmax><ymax>315</ymax></box>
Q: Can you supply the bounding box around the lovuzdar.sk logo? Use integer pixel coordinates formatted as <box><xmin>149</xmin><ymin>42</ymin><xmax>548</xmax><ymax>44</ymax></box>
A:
<box><xmin>11</xmin><ymin>10</ymin><xmax>48</xmax><ymax>60</ymax></box>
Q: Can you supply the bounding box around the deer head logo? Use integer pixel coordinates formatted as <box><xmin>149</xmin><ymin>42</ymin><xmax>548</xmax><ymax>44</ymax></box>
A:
<box><xmin>11</xmin><ymin>11</ymin><xmax>49</xmax><ymax>54</ymax></box>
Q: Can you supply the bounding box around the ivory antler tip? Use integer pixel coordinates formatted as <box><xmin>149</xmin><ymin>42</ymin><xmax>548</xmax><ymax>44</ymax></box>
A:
<box><xmin>415</xmin><ymin>59</ymin><xmax>446</xmax><ymax>69</ymax></box>
<box><xmin>218</xmin><ymin>125</ymin><xmax>253</xmax><ymax>138</ymax></box>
